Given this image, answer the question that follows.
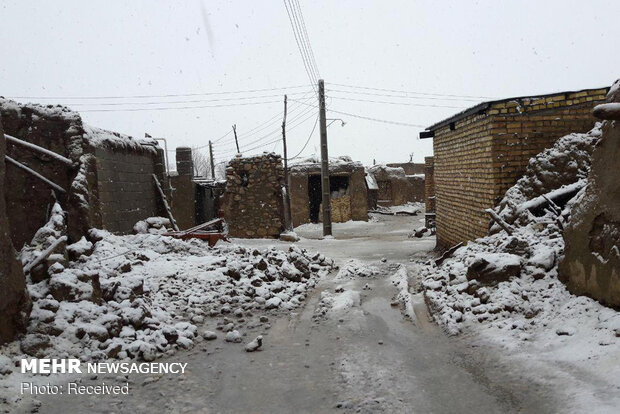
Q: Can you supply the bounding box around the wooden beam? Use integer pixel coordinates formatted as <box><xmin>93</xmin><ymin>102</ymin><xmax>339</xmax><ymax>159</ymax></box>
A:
<box><xmin>5</xmin><ymin>156</ymin><xmax>66</xmax><ymax>193</ymax></box>
<box><xmin>23</xmin><ymin>236</ymin><xmax>67</xmax><ymax>274</ymax></box>
<box><xmin>485</xmin><ymin>208</ymin><xmax>514</xmax><ymax>235</ymax></box>
<box><xmin>4</xmin><ymin>134</ymin><xmax>73</xmax><ymax>166</ymax></box>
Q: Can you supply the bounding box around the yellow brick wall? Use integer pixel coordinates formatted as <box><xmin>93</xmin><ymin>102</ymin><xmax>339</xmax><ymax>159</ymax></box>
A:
<box><xmin>433</xmin><ymin>88</ymin><xmax>607</xmax><ymax>249</ymax></box>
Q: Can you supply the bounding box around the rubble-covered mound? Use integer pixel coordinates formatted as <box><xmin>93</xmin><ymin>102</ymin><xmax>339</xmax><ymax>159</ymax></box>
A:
<box><xmin>5</xmin><ymin>211</ymin><xmax>334</xmax><ymax>364</ymax></box>
<box><xmin>420</xmin><ymin>124</ymin><xmax>620</xmax><ymax>343</ymax></box>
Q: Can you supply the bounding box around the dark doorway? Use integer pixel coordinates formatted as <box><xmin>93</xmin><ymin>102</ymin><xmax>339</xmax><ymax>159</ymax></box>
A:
<box><xmin>308</xmin><ymin>175</ymin><xmax>322</xmax><ymax>222</ymax></box>
<box><xmin>308</xmin><ymin>174</ymin><xmax>350</xmax><ymax>223</ymax></box>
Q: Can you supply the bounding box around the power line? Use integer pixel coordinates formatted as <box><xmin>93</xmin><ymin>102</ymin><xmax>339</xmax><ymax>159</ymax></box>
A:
<box><xmin>221</xmin><ymin>107</ymin><xmax>317</xmax><ymax>154</ymax></box>
<box><xmin>292</xmin><ymin>0</ymin><xmax>320</xmax><ymax>79</ymax></box>
<box><xmin>287</xmin><ymin>113</ymin><xmax>319</xmax><ymax>160</ymax></box>
<box><xmin>9</xmin><ymin>85</ymin><xmax>311</xmax><ymax>100</ymax></box>
<box><xmin>288</xmin><ymin>0</ymin><xmax>320</xmax><ymax>82</ymax></box>
<box><xmin>327</xmin><ymin>82</ymin><xmax>496</xmax><ymax>100</ymax></box>
<box><xmin>212</xmin><ymin>95</ymin><xmax>316</xmax><ymax>150</ymax></box>
<box><xmin>328</xmin><ymin>96</ymin><xmax>467</xmax><ymax>109</ymax></box>
<box><xmin>61</xmin><ymin>91</ymin><xmax>313</xmax><ymax>107</ymax></box>
<box><xmin>215</xmin><ymin>109</ymin><xmax>318</xmax><ymax>157</ymax></box>
<box><xmin>78</xmin><ymin>99</ymin><xmax>283</xmax><ymax>113</ymax></box>
<box><xmin>329</xmin><ymin>108</ymin><xmax>426</xmax><ymax>128</ymax></box>
<box><xmin>283</xmin><ymin>0</ymin><xmax>318</xmax><ymax>90</ymax></box>
<box><xmin>326</xmin><ymin>88</ymin><xmax>485</xmax><ymax>102</ymax></box>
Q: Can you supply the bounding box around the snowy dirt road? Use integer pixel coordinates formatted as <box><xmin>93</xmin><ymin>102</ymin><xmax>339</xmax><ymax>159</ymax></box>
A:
<box><xmin>31</xmin><ymin>214</ymin><xmax>557</xmax><ymax>414</ymax></box>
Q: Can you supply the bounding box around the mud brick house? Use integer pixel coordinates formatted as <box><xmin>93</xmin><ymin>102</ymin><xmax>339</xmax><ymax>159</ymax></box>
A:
<box><xmin>169</xmin><ymin>147</ymin><xmax>224</xmax><ymax>230</ymax></box>
<box><xmin>290</xmin><ymin>156</ymin><xmax>368</xmax><ymax>226</ymax></box>
<box><xmin>221</xmin><ymin>153</ymin><xmax>285</xmax><ymax>238</ymax></box>
<box><xmin>420</xmin><ymin>87</ymin><xmax>608</xmax><ymax>249</ymax></box>
<box><xmin>1</xmin><ymin>98</ymin><xmax>168</xmax><ymax>248</ymax></box>
<box><xmin>560</xmin><ymin>86</ymin><xmax>620</xmax><ymax>307</ymax></box>
<box><xmin>367</xmin><ymin>164</ymin><xmax>425</xmax><ymax>206</ymax></box>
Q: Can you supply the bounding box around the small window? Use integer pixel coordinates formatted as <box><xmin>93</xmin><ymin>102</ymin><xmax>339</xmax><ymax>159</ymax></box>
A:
<box><xmin>240</xmin><ymin>171</ymin><xmax>249</xmax><ymax>187</ymax></box>
<box><xmin>449</xmin><ymin>122</ymin><xmax>456</xmax><ymax>131</ymax></box>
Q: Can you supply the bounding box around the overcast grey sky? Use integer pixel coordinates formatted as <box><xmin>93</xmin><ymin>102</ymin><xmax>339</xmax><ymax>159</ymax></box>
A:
<box><xmin>2</xmin><ymin>0</ymin><xmax>619</xmax><ymax>167</ymax></box>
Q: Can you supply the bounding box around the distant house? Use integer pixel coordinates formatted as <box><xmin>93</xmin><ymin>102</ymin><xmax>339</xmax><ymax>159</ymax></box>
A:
<box><xmin>420</xmin><ymin>86</ymin><xmax>608</xmax><ymax>249</ymax></box>
<box><xmin>367</xmin><ymin>164</ymin><xmax>424</xmax><ymax>206</ymax></box>
<box><xmin>289</xmin><ymin>156</ymin><xmax>368</xmax><ymax>226</ymax></box>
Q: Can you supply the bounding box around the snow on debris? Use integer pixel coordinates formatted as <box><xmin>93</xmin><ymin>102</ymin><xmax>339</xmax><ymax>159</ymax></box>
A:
<box><xmin>417</xmin><ymin>123</ymin><xmax>620</xmax><ymax>408</ymax></box>
<box><xmin>419</xmin><ymin>123</ymin><xmax>620</xmax><ymax>343</ymax></box>
<box><xmin>82</xmin><ymin>124</ymin><xmax>157</xmax><ymax>153</ymax></box>
<box><xmin>2</xmin><ymin>215</ymin><xmax>334</xmax><ymax>368</ymax></box>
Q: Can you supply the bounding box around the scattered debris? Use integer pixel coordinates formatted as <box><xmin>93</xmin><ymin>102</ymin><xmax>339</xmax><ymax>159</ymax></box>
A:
<box><xmin>245</xmin><ymin>335</ymin><xmax>263</xmax><ymax>352</ymax></box>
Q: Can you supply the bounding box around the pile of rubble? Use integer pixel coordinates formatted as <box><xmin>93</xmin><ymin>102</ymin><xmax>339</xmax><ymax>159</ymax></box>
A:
<box><xmin>420</xmin><ymin>124</ymin><xmax>620</xmax><ymax>342</ymax></box>
<box><xmin>2</xmin><ymin>206</ymin><xmax>334</xmax><ymax>364</ymax></box>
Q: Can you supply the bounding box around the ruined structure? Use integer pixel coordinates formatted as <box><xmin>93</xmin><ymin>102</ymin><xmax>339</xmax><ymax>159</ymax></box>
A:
<box><xmin>560</xmin><ymin>85</ymin><xmax>620</xmax><ymax>306</ymax></box>
<box><xmin>0</xmin><ymin>117</ymin><xmax>30</xmax><ymax>344</ymax></box>
<box><xmin>367</xmin><ymin>164</ymin><xmax>424</xmax><ymax>206</ymax></box>
<box><xmin>168</xmin><ymin>147</ymin><xmax>225</xmax><ymax>230</ymax></box>
<box><xmin>386</xmin><ymin>162</ymin><xmax>425</xmax><ymax>175</ymax></box>
<box><xmin>289</xmin><ymin>156</ymin><xmax>368</xmax><ymax>226</ymax></box>
<box><xmin>1</xmin><ymin>99</ymin><xmax>168</xmax><ymax>247</ymax></box>
<box><xmin>221</xmin><ymin>153</ymin><xmax>285</xmax><ymax>238</ymax></box>
<box><xmin>420</xmin><ymin>87</ymin><xmax>608</xmax><ymax>249</ymax></box>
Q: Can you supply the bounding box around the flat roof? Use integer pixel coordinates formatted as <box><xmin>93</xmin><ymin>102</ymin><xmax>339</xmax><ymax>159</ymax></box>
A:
<box><xmin>422</xmin><ymin>86</ymin><xmax>609</xmax><ymax>134</ymax></box>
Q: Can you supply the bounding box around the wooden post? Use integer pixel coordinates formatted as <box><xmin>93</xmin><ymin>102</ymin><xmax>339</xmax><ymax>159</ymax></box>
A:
<box><xmin>318</xmin><ymin>79</ymin><xmax>332</xmax><ymax>237</ymax></box>
<box><xmin>232</xmin><ymin>124</ymin><xmax>240</xmax><ymax>154</ymax></box>
<box><xmin>208</xmin><ymin>140</ymin><xmax>215</xmax><ymax>179</ymax></box>
<box><xmin>153</xmin><ymin>174</ymin><xmax>179</xmax><ymax>231</ymax></box>
<box><xmin>282</xmin><ymin>95</ymin><xmax>293</xmax><ymax>231</ymax></box>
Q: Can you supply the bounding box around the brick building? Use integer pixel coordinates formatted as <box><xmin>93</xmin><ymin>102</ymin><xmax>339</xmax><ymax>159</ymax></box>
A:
<box><xmin>420</xmin><ymin>87</ymin><xmax>608</xmax><ymax>249</ymax></box>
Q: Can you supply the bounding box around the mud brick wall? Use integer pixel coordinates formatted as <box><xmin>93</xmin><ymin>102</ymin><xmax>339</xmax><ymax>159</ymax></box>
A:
<box><xmin>386</xmin><ymin>162</ymin><xmax>425</xmax><ymax>175</ymax></box>
<box><xmin>432</xmin><ymin>88</ymin><xmax>608</xmax><ymax>249</ymax></box>
<box><xmin>424</xmin><ymin>156</ymin><xmax>435</xmax><ymax>213</ymax></box>
<box><xmin>0</xmin><ymin>117</ymin><xmax>30</xmax><ymax>344</ymax></box>
<box><xmin>222</xmin><ymin>154</ymin><xmax>284</xmax><ymax>238</ymax></box>
<box><xmin>406</xmin><ymin>176</ymin><xmax>425</xmax><ymax>202</ymax></box>
<box><xmin>0</xmin><ymin>102</ymin><xmax>82</xmax><ymax>248</ymax></box>
<box><xmin>93</xmin><ymin>147</ymin><xmax>161</xmax><ymax>234</ymax></box>
<box><xmin>290</xmin><ymin>163</ymin><xmax>368</xmax><ymax>226</ymax></box>
<box><xmin>560</xmin><ymin>90</ymin><xmax>620</xmax><ymax>307</ymax></box>
<box><xmin>169</xmin><ymin>147</ymin><xmax>196</xmax><ymax>230</ymax></box>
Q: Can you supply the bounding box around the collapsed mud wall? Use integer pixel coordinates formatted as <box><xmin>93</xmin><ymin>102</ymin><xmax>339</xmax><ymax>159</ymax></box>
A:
<box><xmin>1</xmin><ymin>99</ymin><xmax>166</xmax><ymax>246</ymax></box>
<box><xmin>560</xmin><ymin>86</ymin><xmax>620</xmax><ymax>306</ymax></box>
<box><xmin>221</xmin><ymin>153</ymin><xmax>285</xmax><ymax>238</ymax></box>
<box><xmin>1</xmin><ymin>101</ymin><xmax>83</xmax><ymax>248</ymax></box>
<box><xmin>368</xmin><ymin>165</ymin><xmax>424</xmax><ymax>206</ymax></box>
<box><xmin>0</xmin><ymin>117</ymin><xmax>30</xmax><ymax>344</ymax></box>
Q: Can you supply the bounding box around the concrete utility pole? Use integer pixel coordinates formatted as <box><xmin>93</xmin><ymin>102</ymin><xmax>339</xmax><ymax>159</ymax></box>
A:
<box><xmin>282</xmin><ymin>95</ymin><xmax>293</xmax><ymax>231</ymax></box>
<box><xmin>318</xmin><ymin>79</ymin><xmax>332</xmax><ymax>237</ymax></box>
<box><xmin>208</xmin><ymin>140</ymin><xmax>215</xmax><ymax>179</ymax></box>
<box><xmin>232</xmin><ymin>124</ymin><xmax>239</xmax><ymax>154</ymax></box>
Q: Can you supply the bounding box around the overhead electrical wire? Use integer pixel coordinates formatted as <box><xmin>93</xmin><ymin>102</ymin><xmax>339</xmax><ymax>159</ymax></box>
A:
<box><xmin>8</xmin><ymin>85</ymin><xmax>312</xmax><ymax>100</ymax></box>
<box><xmin>292</xmin><ymin>0</ymin><xmax>320</xmax><ymax>80</ymax></box>
<box><xmin>287</xmin><ymin>113</ymin><xmax>319</xmax><ymax>160</ymax></box>
<box><xmin>325</xmin><ymin>88</ymin><xmax>486</xmax><ymax>102</ymax></box>
<box><xmin>327</xmin><ymin>82</ymin><xmax>496</xmax><ymax>100</ymax></box>
<box><xmin>211</xmin><ymin>92</ymin><xmax>317</xmax><ymax>151</ymax></box>
<box><xmin>283</xmin><ymin>0</ymin><xmax>320</xmax><ymax>90</ymax></box>
<box><xmin>328</xmin><ymin>96</ymin><xmax>467</xmax><ymax>109</ymax></box>
<box><xmin>61</xmin><ymin>91</ymin><xmax>313</xmax><ymax>107</ymax></box>
<box><xmin>288</xmin><ymin>98</ymin><xmax>426</xmax><ymax>128</ymax></box>
<box><xmin>79</xmin><ymin>99</ymin><xmax>284</xmax><ymax>113</ymax></box>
